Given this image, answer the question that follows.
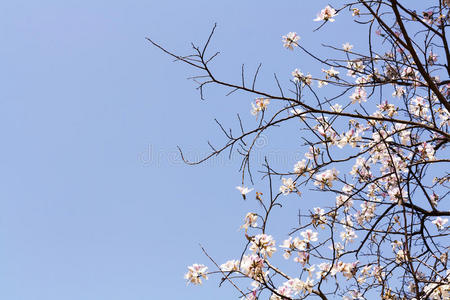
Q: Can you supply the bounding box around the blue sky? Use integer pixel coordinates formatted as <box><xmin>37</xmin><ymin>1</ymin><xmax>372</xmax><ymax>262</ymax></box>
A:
<box><xmin>0</xmin><ymin>1</ymin><xmax>373</xmax><ymax>299</ymax></box>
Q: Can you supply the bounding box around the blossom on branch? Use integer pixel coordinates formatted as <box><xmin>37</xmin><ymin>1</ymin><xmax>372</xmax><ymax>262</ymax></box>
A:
<box><xmin>279</xmin><ymin>177</ymin><xmax>296</xmax><ymax>195</ymax></box>
<box><xmin>184</xmin><ymin>264</ymin><xmax>208</xmax><ymax>285</ymax></box>
<box><xmin>314</xmin><ymin>5</ymin><xmax>338</xmax><ymax>22</ymax></box>
<box><xmin>241</xmin><ymin>212</ymin><xmax>258</xmax><ymax>231</ymax></box>
<box><xmin>282</xmin><ymin>32</ymin><xmax>299</xmax><ymax>50</ymax></box>
<box><xmin>251</xmin><ymin>98</ymin><xmax>269</xmax><ymax>117</ymax></box>
<box><xmin>314</xmin><ymin>168</ymin><xmax>339</xmax><ymax>189</ymax></box>
<box><xmin>236</xmin><ymin>185</ymin><xmax>254</xmax><ymax>198</ymax></box>
<box><xmin>432</xmin><ymin>217</ymin><xmax>448</xmax><ymax>230</ymax></box>
<box><xmin>292</xmin><ymin>68</ymin><xmax>312</xmax><ymax>86</ymax></box>
<box><xmin>342</xmin><ymin>42</ymin><xmax>353</xmax><ymax>52</ymax></box>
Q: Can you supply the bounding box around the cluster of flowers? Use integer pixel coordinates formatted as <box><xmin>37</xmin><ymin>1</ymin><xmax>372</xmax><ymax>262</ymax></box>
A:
<box><xmin>184</xmin><ymin>3</ymin><xmax>450</xmax><ymax>299</ymax></box>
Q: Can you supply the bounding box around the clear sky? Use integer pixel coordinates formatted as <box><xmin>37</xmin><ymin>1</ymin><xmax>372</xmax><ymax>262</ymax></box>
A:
<box><xmin>0</xmin><ymin>1</ymin><xmax>369</xmax><ymax>299</ymax></box>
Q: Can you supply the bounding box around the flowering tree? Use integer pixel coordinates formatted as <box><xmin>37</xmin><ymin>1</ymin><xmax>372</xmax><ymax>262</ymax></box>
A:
<box><xmin>149</xmin><ymin>1</ymin><xmax>450</xmax><ymax>299</ymax></box>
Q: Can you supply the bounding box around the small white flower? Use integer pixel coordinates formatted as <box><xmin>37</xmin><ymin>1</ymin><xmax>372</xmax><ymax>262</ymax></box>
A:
<box><xmin>220</xmin><ymin>260</ymin><xmax>239</xmax><ymax>272</ymax></box>
<box><xmin>314</xmin><ymin>5</ymin><xmax>338</xmax><ymax>22</ymax></box>
<box><xmin>330</xmin><ymin>103</ymin><xmax>343</xmax><ymax>113</ymax></box>
<box><xmin>184</xmin><ymin>264</ymin><xmax>208</xmax><ymax>285</ymax></box>
<box><xmin>314</xmin><ymin>168</ymin><xmax>339</xmax><ymax>189</ymax></box>
<box><xmin>249</xmin><ymin>234</ymin><xmax>277</xmax><ymax>258</ymax></box>
<box><xmin>350</xmin><ymin>87</ymin><xmax>367</xmax><ymax>104</ymax></box>
<box><xmin>251</xmin><ymin>98</ymin><xmax>270</xmax><ymax>117</ymax></box>
<box><xmin>280</xmin><ymin>177</ymin><xmax>296</xmax><ymax>195</ymax></box>
<box><xmin>322</xmin><ymin>67</ymin><xmax>340</xmax><ymax>80</ymax></box>
<box><xmin>342</xmin><ymin>43</ymin><xmax>353</xmax><ymax>52</ymax></box>
<box><xmin>241</xmin><ymin>212</ymin><xmax>258</xmax><ymax>230</ymax></box>
<box><xmin>301</xmin><ymin>229</ymin><xmax>318</xmax><ymax>242</ymax></box>
<box><xmin>236</xmin><ymin>186</ymin><xmax>254</xmax><ymax>199</ymax></box>
<box><xmin>292</xmin><ymin>68</ymin><xmax>312</xmax><ymax>86</ymax></box>
<box><xmin>293</xmin><ymin>159</ymin><xmax>309</xmax><ymax>175</ymax></box>
<box><xmin>340</xmin><ymin>229</ymin><xmax>357</xmax><ymax>243</ymax></box>
<box><xmin>318</xmin><ymin>80</ymin><xmax>328</xmax><ymax>88</ymax></box>
<box><xmin>432</xmin><ymin>217</ymin><xmax>448</xmax><ymax>230</ymax></box>
<box><xmin>395</xmin><ymin>249</ymin><xmax>409</xmax><ymax>264</ymax></box>
<box><xmin>282</xmin><ymin>32</ymin><xmax>300</xmax><ymax>50</ymax></box>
